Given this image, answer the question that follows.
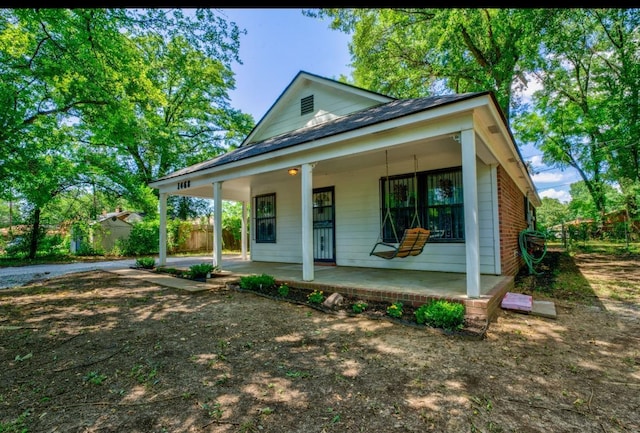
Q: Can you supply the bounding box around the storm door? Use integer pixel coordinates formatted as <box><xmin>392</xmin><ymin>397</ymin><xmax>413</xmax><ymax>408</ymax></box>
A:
<box><xmin>312</xmin><ymin>187</ymin><xmax>335</xmax><ymax>263</ymax></box>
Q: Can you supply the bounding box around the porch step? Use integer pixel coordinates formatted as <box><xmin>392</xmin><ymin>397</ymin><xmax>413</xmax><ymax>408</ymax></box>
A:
<box><xmin>531</xmin><ymin>300</ymin><xmax>557</xmax><ymax>319</ymax></box>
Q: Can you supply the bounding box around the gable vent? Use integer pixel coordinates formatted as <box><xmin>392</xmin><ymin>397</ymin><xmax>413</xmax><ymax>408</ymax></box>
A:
<box><xmin>300</xmin><ymin>95</ymin><xmax>314</xmax><ymax>115</ymax></box>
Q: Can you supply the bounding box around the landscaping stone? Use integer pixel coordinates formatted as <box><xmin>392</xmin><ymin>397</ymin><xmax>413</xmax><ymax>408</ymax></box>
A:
<box><xmin>323</xmin><ymin>292</ymin><xmax>344</xmax><ymax>309</ymax></box>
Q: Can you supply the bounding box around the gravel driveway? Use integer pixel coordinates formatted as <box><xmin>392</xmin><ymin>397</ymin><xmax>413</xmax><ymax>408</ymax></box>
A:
<box><xmin>0</xmin><ymin>256</ymin><xmax>212</xmax><ymax>289</ymax></box>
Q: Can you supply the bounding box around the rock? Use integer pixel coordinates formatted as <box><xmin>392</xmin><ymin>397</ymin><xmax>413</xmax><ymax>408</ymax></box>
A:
<box><xmin>323</xmin><ymin>292</ymin><xmax>344</xmax><ymax>309</ymax></box>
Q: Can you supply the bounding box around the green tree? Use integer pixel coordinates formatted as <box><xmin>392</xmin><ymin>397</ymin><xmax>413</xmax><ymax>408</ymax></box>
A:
<box><xmin>306</xmin><ymin>8</ymin><xmax>557</xmax><ymax>123</ymax></box>
<box><xmin>1</xmin><ymin>9</ymin><xmax>253</xmax><ymax>256</ymax></box>
<box><xmin>81</xmin><ymin>32</ymin><xmax>254</xmax><ymax>215</ymax></box>
<box><xmin>568</xmin><ymin>181</ymin><xmax>625</xmax><ymax>221</ymax></box>
<box><xmin>536</xmin><ymin>197</ymin><xmax>569</xmax><ymax>231</ymax></box>
<box><xmin>514</xmin><ymin>9</ymin><xmax>640</xmax><ymax>220</ymax></box>
<box><xmin>222</xmin><ymin>200</ymin><xmax>247</xmax><ymax>244</ymax></box>
<box><xmin>169</xmin><ymin>196</ymin><xmax>212</xmax><ymax>220</ymax></box>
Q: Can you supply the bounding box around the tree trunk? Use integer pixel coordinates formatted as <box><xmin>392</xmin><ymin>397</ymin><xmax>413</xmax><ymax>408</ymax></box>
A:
<box><xmin>28</xmin><ymin>207</ymin><xmax>41</xmax><ymax>260</ymax></box>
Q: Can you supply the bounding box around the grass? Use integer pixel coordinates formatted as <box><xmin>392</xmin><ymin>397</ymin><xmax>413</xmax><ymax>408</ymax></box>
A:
<box><xmin>548</xmin><ymin>240</ymin><xmax>640</xmax><ymax>256</ymax></box>
<box><xmin>0</xmin><ymin>410</ymin><xmax>30</xmax><ymax>433</ymax></box>
<box><xmin>515</xmin><ymin>248</ymin><xmax>599</xmax><ymax>304</ymax></box>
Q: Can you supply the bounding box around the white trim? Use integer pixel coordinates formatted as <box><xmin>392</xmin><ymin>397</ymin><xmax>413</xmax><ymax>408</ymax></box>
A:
<box><xmin>241</xmin><ymin>201</ymin><xmax>248</xmax><ymax>261</ymax></box>
<box><xmin>461</xmin><ymin>129</ymin><xmax>480</xmax><ymax>298</ymax></box>
<box><xmin>158</xmin><ymin>192</ymin><xmax>167</xmax><ymax>266</ymax></box>
<box><xmin>490</xmin><ymin>164</ymin><xmax>502</xmax><ymax>275</ymax></box>
<box><xmin>301</xmin><ymin>163</ymin><xmax>315</xmax><ymax>281</ymax></box>
<box><xmin>212</xmin><ymin>182</ymin><xmax>223</xmax><ymax>267</ymax></box>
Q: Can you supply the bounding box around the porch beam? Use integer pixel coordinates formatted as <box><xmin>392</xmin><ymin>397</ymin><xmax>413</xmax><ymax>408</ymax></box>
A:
<box><xmin>241</xmin><ymin>200</ymin><xmax>248</xmax><ymax>260</ymax></box>
<box><xmin>301</xmin><ymin>163</ymin><xmax>315</xmax><ymax>281</ymax></box>
<box><xmin>158</xmin><ymin>192</ymin><xmax>168</xmax><ymax>266</ymax></box>
<box><xmin>461</xmin><ymin>129</ymin><xmax>481</xmax><ymax>298</ymax></box>
<box><xmin>213</xmin><ymin>181</ymin><xmax>223</xmax><ymax>268</ymax></box>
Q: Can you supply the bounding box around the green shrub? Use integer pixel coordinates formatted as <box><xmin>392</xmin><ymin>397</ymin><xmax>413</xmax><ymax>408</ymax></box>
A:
<box><xmin>307</xmin><ymin>290</ymin><xmax>325</xmax><ymax>304</ymax></box>
<box><xmin>4</xmin><ymin>235</ymin><xmax>29</xmax><ymax>257</ymax></box>
<box><xmin>386</xmin><ymin>301</ymin><xmax>403</xmax><ymax>318</ymax></box>
<box><xmin>239</xmin><ymin>274</ymin><xmax>276</xmax><ymax>291</ymax></box>
<box><xmin>38</xmin><ymin>233</ymin><xmax>67</xmax><ymax>256</ymax></box>
<box><xmin>277</xmin><ymin>284</ymin><xmax>290</xmax><ymax>297</ymax></box>
<box><xmin>352</xmin><ymin>301</ymin><xmax>368</xmax><ymax>314</ymax></box>
<box><xmin>188</xmin><ymin>263</ymin><xmax>216</xmax><ymax>279</ymax></box>
<box><xmin>118</xmin><ymin>219</ymin><xmax>160</xmax><ymax>256</ymax></box>
<box><xmin>135</xmin><ymin>257</ymin><xmax>156</xmax><ymax>269</ymax></box>
<box><xmin>414</xmin><ymin>300</ymin><xmax>465</xmax><ymax>331</ymax></box>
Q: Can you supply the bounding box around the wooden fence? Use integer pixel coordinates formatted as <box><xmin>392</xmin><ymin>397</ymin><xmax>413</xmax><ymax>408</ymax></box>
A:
<box><xmin>170</xmin><ymin>224</ymin><xmax>242</xmax><ymax>253</ymax></box>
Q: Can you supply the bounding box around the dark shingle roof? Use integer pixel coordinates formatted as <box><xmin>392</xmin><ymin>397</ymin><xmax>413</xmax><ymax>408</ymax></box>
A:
<box><xmin>154</xmin><ymin>92</ymin><xmax>487</xmax><ymax>182</ymax></box>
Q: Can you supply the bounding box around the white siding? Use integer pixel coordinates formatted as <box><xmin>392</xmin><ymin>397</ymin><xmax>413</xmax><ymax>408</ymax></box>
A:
<box><xmin>252</xmin><ymin>81</ymin><xmax>383</xmax><ymax>143</ymax></box>
<box><xmin>249</xmin><ymin>157</ymin><xmax>499</xmax><ymax>275</ymax></box>
<box><xmin>477</xmin><ymin>163</ymin><xmax>498</xmax><ymax>274</ymax></box>
<box><xmin>250</xmin><ymin>181</ymin><xmax>302</xmax><ymax>264</ymax></box>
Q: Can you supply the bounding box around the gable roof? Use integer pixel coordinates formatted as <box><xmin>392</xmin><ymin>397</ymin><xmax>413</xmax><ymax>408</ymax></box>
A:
<box><xmin>96</xmin><ymin>210</ymin><xmax>142</xmax><ymax>224</ymax></box>
<box><xmin>241</xmin><ymin>70</ymin><xmax>395</xmax><ymax>146</ymax></box>
<box><xmin>154</xmin><ymin>92</ymin><xmax>485</xmax><ymax>182</ymax></box>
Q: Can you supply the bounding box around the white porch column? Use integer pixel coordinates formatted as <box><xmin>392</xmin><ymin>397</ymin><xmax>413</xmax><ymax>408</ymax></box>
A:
<box><xmin>241</xmin><ymin>201</ymin><xmax>248</xmax><ymax>261</ymax></box>
<box><xmin>301</xmin><ymin>163</ymin><xmax>315</xmax><ymax>281</ymax></box>
<box><xmin>158</xmin><ymin>192</ymin><xmax>168</xmax><ymax>266</ymax></box>
<box><xmin>212</xmin><ymin>181</ymin><xmax>223</xmax><ymax>268</ymax></box>
<box><xmin>461</xmin><ymin>129</ymin><xmax>480</xmax><ymax>298</ymax></box>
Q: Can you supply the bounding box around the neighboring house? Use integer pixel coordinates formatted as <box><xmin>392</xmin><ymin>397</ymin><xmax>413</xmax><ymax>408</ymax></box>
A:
<box><xmin>149</xmin><ymin>71</ymin><xmax>540</xmax><ymax>300</ymax></box>
<box><xmin>92</xmin><ymin>209</ymin><xmax>143</xmax><ymax>252</ymax></box>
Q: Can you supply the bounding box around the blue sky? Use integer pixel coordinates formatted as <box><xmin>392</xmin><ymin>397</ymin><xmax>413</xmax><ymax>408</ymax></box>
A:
<box><xmin>221</xmin><ymin>9</ymin><xmax>352</xmax><ymax>120</ymax></box>
<box><xmin>220</xmin><ymin>8</ymin><xmax>580</xmax><ymax>203</ymax></box>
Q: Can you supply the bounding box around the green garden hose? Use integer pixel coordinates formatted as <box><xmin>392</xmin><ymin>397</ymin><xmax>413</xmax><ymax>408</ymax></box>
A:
<box><xmin>519</xmin><ymin>229</ymin><xmax>548</xmax><ymax>275</ymax></box>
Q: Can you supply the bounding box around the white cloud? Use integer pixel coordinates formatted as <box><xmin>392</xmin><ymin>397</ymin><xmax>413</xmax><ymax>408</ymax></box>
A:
<box><xmin>520</xmin><ymin>72</ymin><xmax>543</xmax><ymax>103</ymax></box>
<box><xmin>529</xmin><ymin>154</ymin><xmax>544</xmax><ymax>168</ymax></box>
<box><xmin>532</xmin><ymin>171</ymin><xmax>565</xmax><ymax>183</ymax></box>
<box><xmin>539</xmin><ymin>188</ymin><xmax>571</xmax><ymax>203</ymax></box>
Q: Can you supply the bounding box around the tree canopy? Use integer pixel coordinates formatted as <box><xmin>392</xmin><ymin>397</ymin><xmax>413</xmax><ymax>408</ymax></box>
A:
<box><xmin>305</xmin><ymin>8</ymin><xmax>556</xmax><ymax>123</ymax></box>
<box><xmin>310</xmin><ymin>7</ymin><xmax>640</xmax><ymax>224</ymax></box>
<box><xmin>0</xmin><ymin>8</ymin><xmax>254</xmax><ymax>257</ymax></box>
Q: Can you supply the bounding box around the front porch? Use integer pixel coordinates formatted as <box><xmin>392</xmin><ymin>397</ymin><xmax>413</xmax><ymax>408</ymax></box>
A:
<box><xmin>176</xmin><ymin>254</ymin><xmax>513</xmax><ymax>322</ymax></box>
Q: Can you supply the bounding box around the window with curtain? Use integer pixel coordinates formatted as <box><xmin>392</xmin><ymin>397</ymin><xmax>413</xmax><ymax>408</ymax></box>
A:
<box><xmin>380</xmin><ymin>167</ymin><xmax>464</xmax><ymax>243</ymax></box>
<box><xmin>255</xmin><ymin>193</ymin><xmax>276</xmax><ymax>243</ymax></box>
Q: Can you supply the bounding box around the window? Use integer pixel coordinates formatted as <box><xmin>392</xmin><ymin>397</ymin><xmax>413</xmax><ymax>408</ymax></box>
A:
<box><xmin>255</xmin><ymin>193</ymin><xmax>276</xmax><ymax>243</ymax></box>
<box><xmin>381</xmin><ymin>167</ymin><xmax>464</xmax><ymax>243</ymax></box>
<box><xmin>300</xmin><ymin>95</ymin><xmax>314</xmax><ymax>115</ymax></box>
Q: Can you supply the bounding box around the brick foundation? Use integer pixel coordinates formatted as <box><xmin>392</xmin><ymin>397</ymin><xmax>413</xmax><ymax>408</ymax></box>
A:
<box><xmin>275</xmin><ymin>276</ymin><xmax>513</xmax><ymax>323</ymax></box>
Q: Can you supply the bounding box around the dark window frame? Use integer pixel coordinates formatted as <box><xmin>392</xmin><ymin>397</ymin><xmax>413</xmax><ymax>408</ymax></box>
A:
<box><xmin>255</xmin><ymin>193</ymin><xmax>276</xmax><ymax>243</ymax></box>
<box><xmin>380</xmin><ymin>166</ymin><xmax>465</xmax><ymax>243</ymax></box>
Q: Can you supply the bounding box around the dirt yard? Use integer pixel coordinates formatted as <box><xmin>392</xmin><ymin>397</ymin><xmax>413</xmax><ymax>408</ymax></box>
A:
<box><xmin>1</xmin><ymin>250</ymin><xmax>638</xmax><ymax>433</ymax></box>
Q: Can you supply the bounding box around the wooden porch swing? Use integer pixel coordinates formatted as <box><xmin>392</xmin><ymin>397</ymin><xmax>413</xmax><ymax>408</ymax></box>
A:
<box><xmin>369</xmin><ymin>152</ymin><xmax>431</xmax><ymax>260</ymax></box>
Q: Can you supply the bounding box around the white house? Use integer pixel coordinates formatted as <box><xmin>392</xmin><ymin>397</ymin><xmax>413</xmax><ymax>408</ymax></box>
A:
<box><xmin>149</xmin><ymin>71</ymin><xmax>540</xmax><ymax>304</ymax></box>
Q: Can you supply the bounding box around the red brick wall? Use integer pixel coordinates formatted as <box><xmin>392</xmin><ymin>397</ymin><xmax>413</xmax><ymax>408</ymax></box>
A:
<box><xmin>497</xmin><ymin>165</ymin><xmax>528</xmax><ymax>276</ymax></box>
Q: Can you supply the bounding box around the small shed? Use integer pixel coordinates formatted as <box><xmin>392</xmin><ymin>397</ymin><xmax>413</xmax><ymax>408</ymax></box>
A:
<box><xmin>92</xmin><ymin>210</ymin><xmax>143</xmax><ymax>252</ymax></box>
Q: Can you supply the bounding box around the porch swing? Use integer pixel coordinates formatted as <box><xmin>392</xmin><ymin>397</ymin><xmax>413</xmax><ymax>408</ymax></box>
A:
<box><xmin>369</xmin><ymin>151</ymin><xmax>431</xmax><ymax>260</ymax></box>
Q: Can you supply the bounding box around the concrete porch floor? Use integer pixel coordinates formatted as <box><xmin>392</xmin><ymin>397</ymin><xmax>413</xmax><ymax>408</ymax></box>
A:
<box><xmin>166</xmin><ymin>254</ymin><xmax>513</xmax><ymax>322</ymax></box>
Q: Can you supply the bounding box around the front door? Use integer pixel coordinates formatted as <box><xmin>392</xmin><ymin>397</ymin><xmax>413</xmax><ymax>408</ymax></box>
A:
<box><xmin>313</xmin><ymin>187</ymin><xmax>335</xmax><ymax>263</ymax></box>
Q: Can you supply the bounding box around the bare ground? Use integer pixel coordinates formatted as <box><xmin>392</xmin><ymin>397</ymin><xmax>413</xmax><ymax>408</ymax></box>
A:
<box><xmin>1</xmin><ymin>250</ymin><xmax>639</xmax><ymax>433</ymax></box>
